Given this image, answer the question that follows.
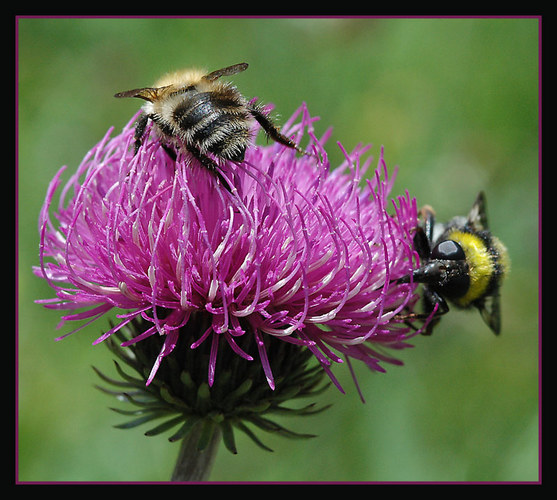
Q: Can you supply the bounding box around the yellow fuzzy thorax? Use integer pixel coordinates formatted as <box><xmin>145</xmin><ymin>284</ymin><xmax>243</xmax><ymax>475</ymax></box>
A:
<box><xmin>153</xmin><ymin>68</ymin><xmax>207</xmax><ymax>88</ymax></box>
<box><xmin>446</xmin><ymin>229</ymin><xmax>508</xmax><ymax>307</ymax></box>
<box><xmin>153</xmin><ymin>69</ymin><xmax>230</xmax><ymax>96</ymax></box>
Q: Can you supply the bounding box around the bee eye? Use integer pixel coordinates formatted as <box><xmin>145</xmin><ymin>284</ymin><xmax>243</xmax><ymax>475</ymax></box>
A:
<box><xmin>431</xmin><ymin>240</ymin><xmax>466</xmax><ymax>261</ymax></box>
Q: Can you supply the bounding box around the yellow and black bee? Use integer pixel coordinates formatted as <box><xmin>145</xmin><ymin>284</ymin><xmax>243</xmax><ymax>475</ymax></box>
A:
<box><xmin>399</xmin><ymin>191</ymin><xmax>510</xmax><ymax>335</ymax></box>
<box><xmin>115</xmin><ymin>63</ymin><xmax>305</xmax><ymax>177</ymax></box>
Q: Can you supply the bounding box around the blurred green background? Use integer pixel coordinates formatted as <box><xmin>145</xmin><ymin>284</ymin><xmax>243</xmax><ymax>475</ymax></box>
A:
<box><xmin>17</xmin><ymin>17</ymin><xmax>539</xmax><ymax>482</ymax></box>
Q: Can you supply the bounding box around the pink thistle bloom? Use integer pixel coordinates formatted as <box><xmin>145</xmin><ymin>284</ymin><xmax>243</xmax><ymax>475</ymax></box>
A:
<box><xmin>35</xmin><ymin>103</ymin><xmax>422</xmax><ymax>394</ymax></box>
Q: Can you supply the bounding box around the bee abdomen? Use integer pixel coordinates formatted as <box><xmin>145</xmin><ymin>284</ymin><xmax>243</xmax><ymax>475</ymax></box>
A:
<box><xmin>172</xmin><ymin>92</ymin><xmax>251</xmax><ymax>161</ymax></box>
<box><xmin>200</xmin><ymin>123</ymin><xmax>251</xmax><ymax>161</ymax></box>
<box><xmin>172</xmin><ymin>92</ymin><xmax>241</xmax><ymax>129</ymax></box>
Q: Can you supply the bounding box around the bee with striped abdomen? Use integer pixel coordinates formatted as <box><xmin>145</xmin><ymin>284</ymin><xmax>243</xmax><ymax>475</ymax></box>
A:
<box><xmin>115</xmin><ymin>62</ymin><xmax>305</xmax><ymax>180</ymax></box>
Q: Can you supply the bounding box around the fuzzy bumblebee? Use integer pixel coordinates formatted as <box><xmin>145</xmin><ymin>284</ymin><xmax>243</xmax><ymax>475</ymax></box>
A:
<box><xmin>115</xmin><ymin>62</ymin><xmax>305</xmax><ymax>179</ymax></box>
<box><xmin>398</xmin><ymin>191</ymin><xmax>510</xmax><ymax>335</ymax></box>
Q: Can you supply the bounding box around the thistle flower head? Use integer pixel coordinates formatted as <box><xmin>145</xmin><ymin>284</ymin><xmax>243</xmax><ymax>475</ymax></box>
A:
<box><xmin>36</xmin><ymin>103</ymin><xmax>422</xmax><ymax>396</ymax></box>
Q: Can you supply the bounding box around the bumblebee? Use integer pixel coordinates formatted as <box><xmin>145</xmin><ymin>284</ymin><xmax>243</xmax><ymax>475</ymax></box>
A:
<box><xmin>115</xmin><ymin>62</ymin><xmax>305</xmax><ymax>177</ymax></box>
<box><xmin>398</xmin><ymin>191</ymin><xmax>509</xmax><ymax>335</ymax></box>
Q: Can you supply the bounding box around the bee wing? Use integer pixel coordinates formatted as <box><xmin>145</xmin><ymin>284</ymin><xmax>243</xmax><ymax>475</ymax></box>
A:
<box><xmin>114</xmin><ymin>87</ymin><xmax>161</xmax><ymax>102</ymax></box>
<box><xmin>467</xmin><ymin>191</ymin><xmax>489</xmax><ymax>231</ymax></box>
<box><xmin>477</xmin><ymin>294</ymin><xmax>502</xmax><ymax>335</ymax></box>
<box><xmin>204</xmin><ymin>63</ymin><xmax>249</xmax><ymax>81</ymax></box>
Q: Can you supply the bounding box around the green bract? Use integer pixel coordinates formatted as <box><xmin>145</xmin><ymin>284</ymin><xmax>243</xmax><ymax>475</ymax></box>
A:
<box><xmin>95</xmin><ymin>317</ymin><xmax>331</xmax><ymax>454</ymax></box>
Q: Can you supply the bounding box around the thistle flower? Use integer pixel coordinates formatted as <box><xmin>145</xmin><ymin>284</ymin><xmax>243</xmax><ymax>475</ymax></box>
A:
<box><xmin>35</xmin><ymin>103</ymin><xmax>425</xmax><ymax>479</ymax></box>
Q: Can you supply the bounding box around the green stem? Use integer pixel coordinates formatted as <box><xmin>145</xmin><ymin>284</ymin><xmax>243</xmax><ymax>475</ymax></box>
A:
<box><xmin>171</xmin><ymin>423</ymin><xmax>222</xmax><ymax>481</ymax></box>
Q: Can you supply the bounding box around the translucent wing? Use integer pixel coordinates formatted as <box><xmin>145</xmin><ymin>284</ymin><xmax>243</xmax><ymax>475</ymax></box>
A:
<box><xmin>467</xmin><ymin>191</ymin><xmax>489</xmax><ymax>232</ymax></box>
<box><xmin>114</xmin><ymin>87</ymin><xmax>162</xmax><ymax>102</ymax></box>
<box><xmin>204</xmin><ymin>63</ymin><xmax>249</xmax><ymax>82</ymax></box>
<box><xmin>477</xmin><ymin>294</ymin><xmax>502</xmax><ymax>335</ymax></box>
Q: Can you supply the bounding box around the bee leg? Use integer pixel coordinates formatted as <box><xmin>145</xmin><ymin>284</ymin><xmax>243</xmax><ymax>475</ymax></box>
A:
<box><xmin>418</xmin><ymin>205</ymin><xmax>436</xmax><ymax>244</ymax></box>
<box><xmin>185</xmin><ymin>144</ymin><xmax>232</xmax><ymax>192</ymax></box>
<box><xmin>420</xmin><ymin>288</ymin><xmax>449</xmax><ymax>335</ymax></box>
<box><xmin>413</xmin><ymin>226</ymin><xmax>432</xmax><ymax>261</ymax></box>
<box><xmin>133</xmin><ymin>113</ymin><xmax>150</xmax><ymax>155</ymax></box>
<box><xmin>394</xmin><ymin>288</ymin><xmax>449</xmax><ymax>335</ymax></box>
<box><xmin>249</xmin><ymin>106</ymin><xmax>306</xmax><ymax>155</ymax></box>
<box><xmin>162</xmin><ymin>144</ymin><xmax>177</xmax><ymax>161</ymax></box>
<box><xmin>185</xmin><ymin>144</ymin><xmax>219</xmax><ymax>171</ymax></box>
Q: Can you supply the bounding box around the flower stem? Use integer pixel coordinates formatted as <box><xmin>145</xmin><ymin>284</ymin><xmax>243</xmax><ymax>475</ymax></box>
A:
<box><xmin>171</xmin><ymin>423</ymin><xmax>222</xmax><ymax>482</ymax></box>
